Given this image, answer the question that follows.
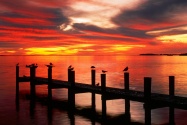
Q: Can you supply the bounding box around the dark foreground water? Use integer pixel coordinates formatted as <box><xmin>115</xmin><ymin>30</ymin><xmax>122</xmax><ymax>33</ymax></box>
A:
<box><xmin>0</xmin><ymin>55</ymin><xmax>187</xmax><ymax>125</ymax></box>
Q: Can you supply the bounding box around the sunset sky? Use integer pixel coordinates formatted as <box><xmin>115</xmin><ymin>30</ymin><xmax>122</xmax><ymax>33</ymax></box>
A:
<box><xmin>0</xmin><ymin>0</ymin><xmax>187</xmax><ymax>55</ymax></box>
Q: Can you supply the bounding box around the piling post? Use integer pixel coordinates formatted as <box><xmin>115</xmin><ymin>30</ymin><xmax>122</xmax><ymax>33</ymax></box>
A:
<box><xmin>16</xmin><ymin>64</ymin><xmax>20</xmax><ymax>111</ymax></box>
<box><xmin>31</xmin><ymin>64</ymin><xmax>37</xmax><ymax>98</ymax></box>
<box><xmin>68</xmin><ymin>68</ymin><xmax>71</xmax><ymax>107</ymax></box>
<box><xmin>91</xmin><ymin>68</ymin><xmax>96</xmax><ymax>115</ymax></box>
<box><xmin>144</xmin><ymin>77</ymin><xmax>152</xmax><ymax>125</ymax></box>
<box><xmin>71</xmin><ymin>70</ymin><xmax>75</xmax><ymax>113</ymax></box>
<box><xmin>101</xmin><ymin>73</ymin><xmax>106</xmax><ymax>121</ymax></box>
<box><xmin>169</xmin><ymin>76</ymin><xmax>175</xmax><ymax>125</ymax></box>
<box><xmin>16</xmin><ymin>64</ymin><xmax>19</xmax><ymax>100</ymax></box>
<box><xmin>124</xmin><ymin>72</ymin><xmax>130</xmax><ymax>122</ymax></box>
<box><xmin>68</xmin><ymin>69</ymin><xmax>75</xmax><ymax>113</ymax></box>
<box><xmin>30</xmin><ymin>66</ymin><xmax>35</xmax><ymax>98</ymax></box>
<box><xmin>46</xmin><ymin>64</ymin><xmax>53</xmax><ymax>101</ymax></box>
<box><xmin>26</xmin><ymin>64</ymin><xmax>37</xmax><ymax>98</ymax></box>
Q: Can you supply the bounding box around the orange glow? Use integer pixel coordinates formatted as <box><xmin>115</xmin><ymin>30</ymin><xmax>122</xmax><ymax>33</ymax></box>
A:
<box><xmin>1</xmin><ymin>17</ymin><xmax>53</xmax><ymax>26</ymax></box>
<box><xmin>0</xmin><ymin>0</ymin><xmax>187</xmax><ymax>55</ymax></box>
<box><xmin>157</xmin><ymin>34</ymin><xmax>187</xmax><ymax>43</ymax></box>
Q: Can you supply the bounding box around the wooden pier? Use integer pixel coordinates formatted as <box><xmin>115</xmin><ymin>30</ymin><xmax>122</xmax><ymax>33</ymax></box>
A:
<box><xmin>16</xmin><ymin>64</ymin><xmax>187</xmax><ymax>125</ymax></box>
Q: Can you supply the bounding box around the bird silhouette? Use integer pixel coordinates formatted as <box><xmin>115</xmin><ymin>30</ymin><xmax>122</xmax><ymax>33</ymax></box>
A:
<box><xmin>68</xmin><ymin>65</ymin><xmax>72</xmax><ymax>69</ymax></box>
<box><xmin>26</xmin><ymin>64</ymin><xmax>30</xmax><ymax>68</ymax></box>
<box><xmin>49</xmin><ymin>62</ymin><xmax>53</xmax><ymax>65</ymax></box>
<box><xmin>96</xmin><ymin>83</ymin><xmax>99</xmax><ymax>86</ymax></box>
<box><xmin>123</xmin><ymin>66</ymin><xmax>128</xmax><ymax>72</ymax></box>
<box><xmin>69</xmin><ymin>67</ymin><xmax>74</xmax><ymax>71</ymax></box>
<box><xmin>16</xmin><ymin>63</ymin><xmax>19</xmax><ymax>66</ymax></box>
<box><xmin>102</xmin><ymin>70</ymin><xmax>107</xmax><ymax>73</ymax></box>
<box><xmin>91</xmin><ymin>66</ymin><xmax>95</xmax><ymax>68</ymax></box>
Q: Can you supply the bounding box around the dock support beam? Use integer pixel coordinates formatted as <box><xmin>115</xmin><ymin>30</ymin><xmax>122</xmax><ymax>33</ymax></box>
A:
<box><xmin>101</xmin><ymin>73</ymin><xmax>106</xmax><ymax>122</ymax></box>
<box><xmin>124</xmin><ymin>72</ymin><xmax>131</xmax><ymax>123</ymax></box>
<box><xmin>169</xmin><ymin>76</ymin><xmax>175</xmax><ymax>125</ymax></box>
<box><xmin>144</xmin><ymin>77</ymin><xmax>152</xmax><ymax>125</ymax></box>
<box><xmin>91</xmin><ymin>69</ymin><xmax>96</xmax><ymax>115</ymax></box>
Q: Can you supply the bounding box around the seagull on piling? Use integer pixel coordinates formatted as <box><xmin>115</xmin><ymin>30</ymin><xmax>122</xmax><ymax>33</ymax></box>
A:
<box><xmin>123</xmin><ymin>66</ymin><xmax>128</xmax><ymax>72</ymax></box>
<box><xmin>68</xmin><ymin>65</ymin><xmax>74</xmax><ymax>71</ymax></box>
<box><xmin>68</xmin><ymin>65</ymin><xmax>72</xmax><ymax>69</ymax></box>
<box><xmin>102</xmin><ymin>70</ymin><xmax>107</xmax><ymax>73</ymax></box>
<box><xmin>91</xmin><ymin>66</ymin><xmax>95</xmax><ymax>68</ymax></box>
<box><xmin>26</xmin><ymin>64</ymin><xmax>30</xmax><ymax>68</ymax></box>
<box><xmin>49</xmin><ymin>62</ymin><xmax>53</xmax><ymax>66</ymax></box>
<box><xmin>70</xmin><ymin>67</ymin><xmax>74</xmax><ymax>71</ymax></box>
<box><xmin>16</xmin><ymin>63</ymin><xmax>19</xmax><ymax>66</ymax></box>
<box><xmin>46</xmin><ymin>62</ymin><xmax>53</xmax><ymax>67</ymax></box>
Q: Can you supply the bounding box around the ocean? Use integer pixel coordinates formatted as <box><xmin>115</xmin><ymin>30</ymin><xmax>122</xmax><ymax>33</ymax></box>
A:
<box><xmin>0</xmin><ymin>55</ymin><xmax>187</xmax><ymax>125</ymax></box>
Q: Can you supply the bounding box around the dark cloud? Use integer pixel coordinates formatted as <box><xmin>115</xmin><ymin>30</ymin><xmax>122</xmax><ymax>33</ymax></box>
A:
<box><xmin>1</xmin><ymin>12</ymin><xmax>28</xmax><ymax>18</ymax></box>
<box><xmin>0</xmin><ymin>41</ymin><xmax>23</xmax><ymax>48</ymax></box>
<box><xmin>79</xmin><ymin>35</ymin><xmax>139</xmax><ymax>42</ymax></box>
<box><xmin>24</xmin><ymin>36</ymin><xmax>59</xmax><ymax>41</ymax></box>
<box><xmin>112</xmin><ymin>0</ymin><xmax>187</xmax><ymax>26</ymax></box>
<box><xmin>73</xmin><ymin>23</ymin><xmax>153</xmax><ymax>39</ymax></box>
<box><xmin>116</xmin><ymin>27</ymin><xmax>152</xmax><ymax>38</ymax></box>
<box><xmin>42</xmin><ymin>8</ymin><xmax>69</xmax><ymax>26</ymax></box>
<box><xmin>0</xmin><ymin>8</ymin><xmax>69</xmax><ymax>29</ymax></box>
<box><xmin>73</xmin><ymin>23</ymin><xmax>105</xmax><ymax>33</ymax></box>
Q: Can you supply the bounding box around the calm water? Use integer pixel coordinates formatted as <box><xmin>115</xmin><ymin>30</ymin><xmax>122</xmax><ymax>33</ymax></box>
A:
<box><xmin>0</xmin><ymin>55</ymin><xmax>187</xmax><ymax>125</ymax></box>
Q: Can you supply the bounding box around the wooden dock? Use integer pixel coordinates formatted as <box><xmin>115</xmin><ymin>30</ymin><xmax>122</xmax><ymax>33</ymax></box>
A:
<box><xmin>16</xmin><ymin>64</ymin><xmax>187</xmax><ymax>125</ymax></box>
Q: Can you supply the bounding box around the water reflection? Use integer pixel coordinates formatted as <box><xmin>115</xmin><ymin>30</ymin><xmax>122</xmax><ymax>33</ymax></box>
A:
<box><xmin>17</xmin><ymin>90</ymin><xmax>146</xmax><ymax>125</ymax></box>
<box><xmin>1</xmin><ymin>55</ymin><xmax>187</xmax><ymax>125</ymax></box>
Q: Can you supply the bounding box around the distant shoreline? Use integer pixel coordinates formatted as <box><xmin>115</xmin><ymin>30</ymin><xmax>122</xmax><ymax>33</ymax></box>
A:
<box><xmin>139</xmin><ymin>53</ymin><xmax>187</xmax><ymax>56</ymax></box>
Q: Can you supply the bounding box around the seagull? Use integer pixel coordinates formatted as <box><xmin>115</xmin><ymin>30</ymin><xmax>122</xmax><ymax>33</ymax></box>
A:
<box><xmin>70</xmin><ymin>67</ymin><xmax>74</xmax><ymax>71</ymax></box>
<box><xmin>68</xmin><ymin>65</ymin><xmax>72</xmax><ymax>69</ymax></box>
<box><xmin>91</xmin><ymin>66</ymin><xmax>95</xmax><ymax>68</ymax></box>
<box><xmin>123</xmin><ymin>66</ymin><xmax>128</xmax><ymax>72</ymax></box>
<box><xmin>49</xmin><ymin>62</ymin><xmax>53</xmax><ymax>65</ymax></box>
<box><xmin>102</xmin><ymin>70</ymin><xmax>107</xmax><ymax>73</ymax></box>
<box><xmin>96</xmin><ymin>83</ymin><xmax>99</xmax><ymax>86</ymax></box>
<box><xmin>26</xmin><ymin>65</ymin><xmax>30</xmax><ymax>68</ymax></box>
<box><xmin>16</xmin><ymin>63</ymin><xmax>19</xmax><ymax>66</ymax></box>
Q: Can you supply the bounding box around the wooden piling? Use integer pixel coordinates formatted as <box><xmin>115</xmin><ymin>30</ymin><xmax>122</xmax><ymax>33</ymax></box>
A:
<box><xmin>16</xmin><ymin>65</ymin><xmax>20</xmax><ymax>111</ymax></box>
<box><xmin>169</xmin><ymin>76</ymin><xmax>175</xmax><ymax>125</ymax></box>
<box><xmin>16</xmin><ymin>65</ymin><xmax>19</xmax><ymax>100</ymax></box>
<box><xmin>68</xmin><ymin>68</ymin><xmax>71</xmax><ymax>102</ymax></box>
<box><xmin>124</xmin><ymin>72</ymin><xmax>131</xmax><ymax>122</ymax></box>
<box><xmin>144</xmin><ymin>77</ymin><xmax>152</xmax><ymax>125</ymax></box>
<box><xmin>68</xmin><ymin>70</ymin><xmax>75</xmax><ymax>113</ymax></box>
<box><xmin>28</xmin><ymin>64</ymin><xmax>37</xmax><ymax>98</ymax></box>
<box><xmin>101</xmin><ymin>73</ymin><xmax>106</xmax><ymax>121</ymax></box>
<box><xmin>91</xmin><ymin>69</ymin><xmax>96</xmax><ymax>115</ymax></box>
<box><xmin>47</xmin><ymin>65</ymin><xmax>52</xmax><ymax>101</ymax></box>
<box><xmin>124</xmin><ymin>72</ymin><xmax>129</xmax><ymax>90</ymax></box>
<box><xmin>30</xmin><ymin>66</ymin><xmax>35</xmax><ymax>98</ymax></box>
